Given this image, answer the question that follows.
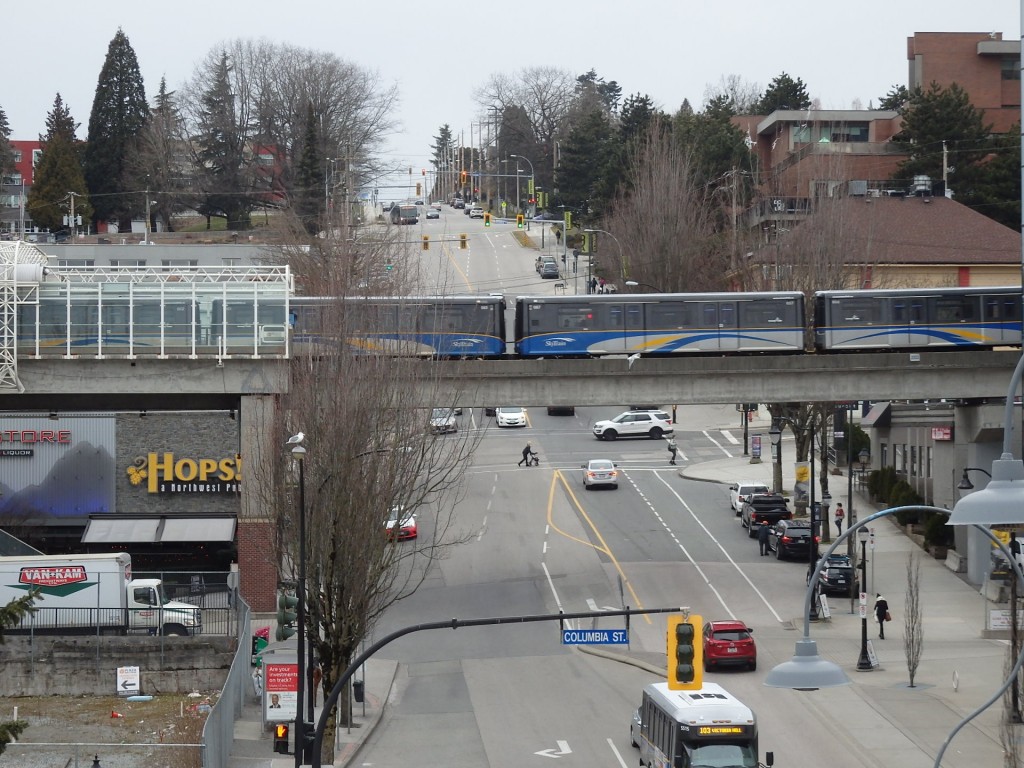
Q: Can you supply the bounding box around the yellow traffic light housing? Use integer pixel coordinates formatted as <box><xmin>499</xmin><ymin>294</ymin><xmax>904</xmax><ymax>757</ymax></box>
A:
<box><xmin>422</xmin><ymin>235</ymin><xmax>430</xmax><ymax>251</ymax></box>
<box><xmin>416</xmin><ymin>182</ymin><xmax>422</xmax><ymax>196</ymax></box>
<box><xmin>516</xmin><ymin>214</ymin><xmax>524</xmax><ymax>229</ymax></box>
<box><xmin>667</xmin><ymin>615</ymin><xmax>703</xmax><ymax>690</ymax></box>
<box><xmin>459</xmin><ymin>233</ymin><xmax>468</xmax><ymax>249</ymax></box>
<box><xmin>483</xmin><ymin>213</ymin><xmax>492</xmax><ymax>227</ymax></box>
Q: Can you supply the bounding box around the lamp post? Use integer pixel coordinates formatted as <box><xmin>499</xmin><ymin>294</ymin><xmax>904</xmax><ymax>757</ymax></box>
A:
<box><xmin>856</xmin><ymin>526</ymin><xmax>872</xmax><ymax>670</ymax></box>
<box><xmin>289</xmin><ymin>437</ymin><xmax>310</xmax><ymax>768</ymax></box>
<box><xmin>510</xmin><ymin>154</ymin><xmax>533</xmax><ymax>215</ymax></box>
<box><xmin>624</xmin><ymin>280</ymin><xmax>660</xmax><ymax>293</ymax></box>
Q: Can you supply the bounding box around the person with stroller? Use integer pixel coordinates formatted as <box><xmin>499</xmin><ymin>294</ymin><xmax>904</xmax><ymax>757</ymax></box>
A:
<box><xmin>518</xmin><ymin>441</ymin><xmax>538</xmax><ymax>467</ymax></box>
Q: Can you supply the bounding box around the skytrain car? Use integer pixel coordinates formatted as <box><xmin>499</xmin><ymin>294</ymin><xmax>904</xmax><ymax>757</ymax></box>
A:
<box><xmin>813</xmin><ymin>286</ymin><xmax>1023</xmax><ymax>351</ymax></box>
<box><xmin>513</xmin><ymin>292</ymin><xmax>805</xmax><ymax>358</ymax></box>
<box><xmin>289</xmin><ymin>295</ymin><xmax>506</xmax><ymax>358</ymax></box>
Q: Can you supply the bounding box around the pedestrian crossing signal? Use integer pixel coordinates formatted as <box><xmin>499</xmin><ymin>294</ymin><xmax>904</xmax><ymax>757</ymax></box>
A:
<box><xmin>516</xmin><ymin>214</ymin><xmax>524</xmax><ymax>229</ymax></box>
<box><xmin>273</xmin><ymin>723</ymin><xmax>290</xmax><ymax>754</ymax></box>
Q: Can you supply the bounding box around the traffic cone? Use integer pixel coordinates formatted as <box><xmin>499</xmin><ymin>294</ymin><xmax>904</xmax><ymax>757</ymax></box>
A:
<box><xmin>111</xmin><ymin>711</ymin><xmax>124</xmax><ymax>719</ymax></box>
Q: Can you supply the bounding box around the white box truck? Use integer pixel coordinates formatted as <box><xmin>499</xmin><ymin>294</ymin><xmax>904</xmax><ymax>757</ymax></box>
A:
<box><xmin>0</xmin><ymin>552</ymin><xmax>202</xmax><ymax>636</ymax></box>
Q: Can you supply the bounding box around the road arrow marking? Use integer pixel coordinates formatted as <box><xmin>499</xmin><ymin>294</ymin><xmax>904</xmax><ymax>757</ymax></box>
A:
<box><xmin>535</xmin><ymin>740</ymin><xmax>572</xmax><ymax>758</ymax></box>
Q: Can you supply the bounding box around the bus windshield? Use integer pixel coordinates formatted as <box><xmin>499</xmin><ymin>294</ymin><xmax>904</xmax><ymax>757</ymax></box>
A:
<box><xmin>687</xmin><ymin>742</ymin><xmax>758</xmax><ymax>768</ymax></box>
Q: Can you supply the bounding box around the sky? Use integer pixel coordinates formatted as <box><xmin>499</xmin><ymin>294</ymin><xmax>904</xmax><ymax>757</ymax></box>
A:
<box><xmin>3</xmin><ymin>1</ymin><xmax>1019</xmax><ymax>196</ymax></box>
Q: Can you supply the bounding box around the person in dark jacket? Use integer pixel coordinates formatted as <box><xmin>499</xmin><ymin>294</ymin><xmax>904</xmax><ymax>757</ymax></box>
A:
<box><xmin>874</xmin><ymin>593</ymin><xmax>889</xmax><ymax>639</ymax></box>
<box><xmin>757</xmin><ymin>522</ymin><xmax>771</xmax><ymax>556</ymax></box>
<box><xmin>518</xmin><ymin>442</ymin><xmax>534</xmax><ymax>467</ymax></box>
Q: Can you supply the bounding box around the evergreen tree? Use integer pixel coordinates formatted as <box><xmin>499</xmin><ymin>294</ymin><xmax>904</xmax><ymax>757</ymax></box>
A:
<box><xmin>963</xmin><ymin>122</ymin><xmax>1020</xmax><ymax>229</ymax></box>
<box><xmin>753</xmin><ymin>73</ymin><xmax>811</xmax><ymax>114</ymax></box>
<box><xmin>893</xmin><ymin>82</ymin><xmax>994</xmax><ymax>209</ymax></box>
<box><xmin>292</xmin><ymin>102</ymin><xmax>323</xmax><ymax>235</ymax></box>
<box><xmin>84</xmin><ymin>28</ymin><xmax>149</xmax><ymax>232</ymax></box>
<box><xmin>554</xmin><ymin>109</ymin><xmax>614</xmax><ymax>218</ymax></box>
<box><xmin>0</xmin><ymin>105</ymin><xmax>14</xmax><ymax>179</ymax></box>
<box><xmin>0</xmin><ymin>593</ymin><xmax>37</xmax><ymax>756</ymax></box>
<box><xmin>27</xmin><ymin>95</ymin><xmax>92</xmax><ymax>232</ymax></box>
<box><xmin>878</xmin><ymin>84</ymin><xmax>910</xmax><ymax>111</ymax></box>
<box><xmin>193</xmin><ymin>52</ymin><xmax>252</xmax><ymax>230</ymax></box>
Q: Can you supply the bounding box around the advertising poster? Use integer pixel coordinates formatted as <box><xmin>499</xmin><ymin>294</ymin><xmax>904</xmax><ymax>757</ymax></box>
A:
<box><xmin>264</xmin><ymin>662</ymin><xmax>298</xmax><ymax>720</ymax></box>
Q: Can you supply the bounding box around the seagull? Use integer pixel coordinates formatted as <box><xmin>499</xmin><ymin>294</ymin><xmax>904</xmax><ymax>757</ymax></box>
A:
<box><xmin>286</xmin><ymin>432</ymin><xmax>305</xmax><ymax>445</ymax></box>
<box><xmin>627</xmin><ymin>353</ymin><xmax>641</xmax><ymax>370</ymax></box>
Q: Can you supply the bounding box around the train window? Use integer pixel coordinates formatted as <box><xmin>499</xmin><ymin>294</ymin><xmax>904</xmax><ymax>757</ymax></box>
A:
<box><xmin>607</xmin><ymin>305</ymin><xmax>623</xmax><ymax>328</ymax></box>
<box><xmin>833</xmin><ymin>297</ymin><xmax>878</xmax><ymax>325</ymax></box>
<box><xmin>701</xmin><ymin>304</ymin><xmax>718</xmax><ymax>327</ymax></box>
<box><xmin>985</xmin><ymin>296</ymin><xmax>1021</xmax><ymax>321</ymax></box>
<box><xmin>556</xmin><ymin>306</ymin><xmax>592</xmax><ymax>330</ymax></box>
<box><xmin>719</xmin><ymin>304</ymin><xmax>736</xmax><ymax>328</ymax></box>
<box><xmin>649</xmin><ymin>303</ymin><xmax>688</xmax><ymax>329</ymax></box>
<box><xmin>625</xmin><ymin>304</ymin><xmax>643</xmax><ymax>328</ymax></box>
<box><xmin>935</xmin><ymin>298</ymin><xmax>974</xmax><ymax>323</ymax></box>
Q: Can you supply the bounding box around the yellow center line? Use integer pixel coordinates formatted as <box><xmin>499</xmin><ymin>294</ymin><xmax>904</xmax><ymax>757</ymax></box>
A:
<box><xmin>442</xmin><ymin>237</ymin><xmax>474</xmax><ymax>292</ymax></box>
<box><xmin>546</xmin><ymin>469</ymin><xmax>651</xmax><ymax>624</ymax></box>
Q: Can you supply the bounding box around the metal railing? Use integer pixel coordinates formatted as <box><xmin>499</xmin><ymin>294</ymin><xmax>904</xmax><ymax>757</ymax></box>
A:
<box><xmin>202</xmin><ymin>595</ymin><xmax>251</xmax><ymax>768</ymax></box>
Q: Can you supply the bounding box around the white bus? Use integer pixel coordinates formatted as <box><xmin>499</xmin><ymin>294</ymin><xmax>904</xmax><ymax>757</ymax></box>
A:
<box><xmin>636</xmin><ymin>682</ymin><xmax>766</xmax><ymax>768</ymax></box>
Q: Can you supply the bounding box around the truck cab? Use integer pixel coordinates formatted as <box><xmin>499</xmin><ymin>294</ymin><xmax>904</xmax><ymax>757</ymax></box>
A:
<box><xmin>129</xmin><ymin>579</ymin><xmax>203</xmax><ymax>636</ymax></box>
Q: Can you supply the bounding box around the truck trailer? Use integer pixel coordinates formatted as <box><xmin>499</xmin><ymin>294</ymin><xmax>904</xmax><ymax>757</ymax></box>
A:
<box><xmin>0</xmin><ymin>552</ymin><xmax>202</xmax><ymax>636</ymax></box>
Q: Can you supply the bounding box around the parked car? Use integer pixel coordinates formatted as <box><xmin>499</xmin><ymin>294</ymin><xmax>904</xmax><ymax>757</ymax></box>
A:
<box><xmin>702</xmin><ymin>620</ymin><xmax>757</xmax><ymax>671</ymax></box>
<box><xmin>429</xmin><ymin>407</ymin><xmax>458</xmax><ymax>434</ymax></box>
<box><xmin>729</xmin><ymin>482</ymin><xmax>771</xmax><ymax>515</ymax></box>
<box><xmin>540</xmin><ymin>262</ymin><xmax>560</xmax><ymax>279</ymax></box>
<box><xmin>593</xmin><ymin>410</ymin><xmax>673</xmax><ymax>441</ymax></box>
<box><xmin>495</xmin><ymin>406</ymin><xmax>527</xmax><ymax>427</ymax></box>
<box><xmin>582</xmin><ymin>459</ymin><xmax>619</xmax><ymax>489</ymax></box>
<box><xmin>815</xmin><ymin>553</ymin><xmax>858</xmax><ymax>596</ymax></box>
<box><xmin>484</xmin><ymin>406</ymin><xmax>497</xmax><ymax>417</ymax></box>
<box><xmin>741</xmin><ymin>494</ymin><xmax>792</xmax><ymax>536</ymax></box>
<box><xmin>385</xmin><ymin>508</ymin><xmax>417</xmax><ymax>541</ymax></box>
<box><xmin>768</xmin><ymin>518</ymin><xmax>814</xmax><ymax>560</ymax></box>
<box><xmin>536</xmin><ymin>256</ymin><xmax>558</xmax><ymax>274</ymax></box>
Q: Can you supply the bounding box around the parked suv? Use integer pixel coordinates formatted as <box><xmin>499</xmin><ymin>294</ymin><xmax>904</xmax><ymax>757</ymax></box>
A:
<box><xmin>593</xmin><ymin>410</ymin><xmax>673</xmax><ymax>441</ymax></box>
<box><xmin>729</xmin><ymin>482</ymin><xmax>770</xmax><ymax>516</ymax></box>
<box><xmin>741</xmin><ymin>493</ymin><xmax>791</xmax><ymax>536</ymax></box>
<box><xmin>767</xmin><ymin>518</ymin><xmax>814</xmax><ymax>560</ymax></box>
<box><xmin>814</xmin><ymin>553</ymin><xmax>857</xmax><ymax>595</ymax></box>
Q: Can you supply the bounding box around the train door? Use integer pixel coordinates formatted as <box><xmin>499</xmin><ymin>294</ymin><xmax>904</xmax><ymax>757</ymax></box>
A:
<box><xmin>698</xmin><ymin>301</ymin><xmax>738</xmax><ymax>351</ymax></box>
<box><xmin>593</xmin><ymin>301</ymin><xmax>634</xmax><ymax>354</ymax></box>
<box><xmin>891</xmin><ymin>294</ymin><xmax>926</xmax><ymax>346</ymax></box>
<box><xmin>984</xmin><ymin>292</ymin><xmax>1021</xmax><ymax>345</ymax></box>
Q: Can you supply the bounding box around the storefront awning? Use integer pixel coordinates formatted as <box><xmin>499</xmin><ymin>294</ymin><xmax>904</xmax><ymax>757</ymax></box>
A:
<box><xmin>82</xmin><ymin>516</ymin><xmax>236</xmax><ymax>544</ymax></box>
<box><xmin>861</xmin><ymin>401</ymin><xmax>892</xmax><ymax>429</ymax></box>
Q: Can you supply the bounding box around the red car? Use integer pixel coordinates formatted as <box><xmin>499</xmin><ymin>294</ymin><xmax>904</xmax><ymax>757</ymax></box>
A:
<box><xmin>702</xmin><ymin>620</ymin><xmax>757</xmax><ymax>671</ymax></box>
<box><xmin>385</xmin><ymin>508</ymin><xmax>417</xmax><ymax>541</ymax></box>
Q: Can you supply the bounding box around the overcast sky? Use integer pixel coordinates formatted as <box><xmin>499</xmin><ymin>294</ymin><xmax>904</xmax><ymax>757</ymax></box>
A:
<box><xmin>4</xmin><ymin>1</ymin><xmax>1019</xmax><ymax>193</ymax></box>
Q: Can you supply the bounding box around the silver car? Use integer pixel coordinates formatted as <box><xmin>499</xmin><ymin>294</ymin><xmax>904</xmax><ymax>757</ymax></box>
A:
<box><xmin>582</xmin><ymin>459</ymin><xmax>619</xmax><ymax>489</ymax></box>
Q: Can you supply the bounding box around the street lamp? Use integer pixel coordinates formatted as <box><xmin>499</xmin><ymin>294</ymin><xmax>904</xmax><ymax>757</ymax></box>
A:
<box><xmin>510</xmin><ymin>154</ymin><xmax>534</xmax><ymax>215</ymax></box>
<box><xmin>289</xmin><ymin>436</ymin><xmax>311</xmax><ymax>767</ymax></box>
<box><xmin>956</xmin><ymin>466</ymin><xmax>992</xmax><ymax>492</ymax></box>
<box><xmin>768</xmin><ymin>422</ymin><xmax>782</xmax><ymax>495</ymax></box>
<box><xmin>855</xmin><ymin>526</ymin><xmax>872</xmax><ymax>670</ymax></box>
<box><xmin>624</xmin><ymin>280</ymin><xmax>661</xmax><ymax>293</ymax></box>
<box><xmin>583</xmin><ymin>228</ymin><xmax>627</xmax><ymax>286</ymax></box>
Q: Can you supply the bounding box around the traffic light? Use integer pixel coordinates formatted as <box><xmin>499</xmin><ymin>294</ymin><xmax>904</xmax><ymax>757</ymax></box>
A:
<box><xmin>416</xmin><ymin>182</ymin><xmax>422</xmax><ymax>196</ymax></box>
<box><xmin>422</xmin><ymin>235</ymin><xmax>430</xmax><ymax>251</ymax></box>
<box><xmin>459</xmin><ymin>233</ymin><xmax>468</xmax><ymax>249</ymax></box>
<box><xmin>460</xmin><ymin>170</ymin><xmax>467</xmax><ymax>184</ymax></box>
<box><xmin>275</xmin><ymin>589</ymin><xmax>297</xmax><ymax>641</ymax></box>
<box><xmin>667</xmin><ymin>615</ymin><xmax>703</xmax><ymax>690</ymax></box>
<box><xmin>384</xmin><ymin>261</ymin><xmax>393</xmax><ymax>272</ymax></box>
<box><xmin>516</xmin><ymin>214</ymin><xmax>524</xmax><ymax>229</ymax></box>
<box><xmin>273</xmin><ymin>722</ymin><xmax>290</xmax><ymax>754</ymax></box>
<box><xmin>483</xmin><ymin>213</ymin><xmax>492</xmax><ymax>227</ymax></box>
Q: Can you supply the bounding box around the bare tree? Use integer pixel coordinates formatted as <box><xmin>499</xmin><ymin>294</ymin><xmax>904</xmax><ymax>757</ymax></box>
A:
<box><xmin>904</xmin><ymin>551</ymin><xmax>923</xmax><ymax>686</ymax></box>
<box><xmin>602</xmin><ymin>122</ymin><xmax>728</xmax><ymax>293</ymax></box>
<box><xmin>703</xmin><ymin>74</ymin><xmax>762</xmax><ymax>114</ymax></box>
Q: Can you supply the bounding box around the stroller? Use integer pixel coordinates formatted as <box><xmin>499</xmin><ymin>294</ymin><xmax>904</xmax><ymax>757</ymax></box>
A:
<box><xmin>527</xmin><ymin>450</ymin><xmax>540</xmax><ymax>467</ymax></box>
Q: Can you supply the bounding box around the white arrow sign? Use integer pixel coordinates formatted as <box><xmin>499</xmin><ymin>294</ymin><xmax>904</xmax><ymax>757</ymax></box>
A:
<box><xmin>535</xmin><ymin>740</ymin><xmax>572</xmax><ymax>758</ymax></box>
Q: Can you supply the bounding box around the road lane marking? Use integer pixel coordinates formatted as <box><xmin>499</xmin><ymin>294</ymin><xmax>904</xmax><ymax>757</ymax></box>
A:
<box><xmin>544</xmin><ymin>470</ymin><xmax>651</xmax><ymax>624</ymax></box>
<box><xmin>702</xmin><ymin>430</ymin><xmax>734</xmax><ymax>457</ymax></box>
<box><xmin>649</xmin><ymin>471</ymin><xmax>784</xmax><ymax>623</ymax></box>
<box><xmin>607</xmin><ymin>738</ymin><xmax>629</xmax><ymax>767</ymax></box>
<box><xmin>721</xmin><ymin>429</ymin><xmax>740</xmax><ymax>445</ymax></box>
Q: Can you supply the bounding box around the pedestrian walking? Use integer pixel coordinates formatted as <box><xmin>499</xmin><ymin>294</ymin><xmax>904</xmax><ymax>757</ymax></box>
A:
<box><xmin>589</xmin><ymin>276</ymin><xmax>598</xmax><ymax>294</ymax></box>
<box><xmin>666</xmin><ymin>437</ymin><xmax>678</xmax><ymax>465</ymax></box>
<box><xmin>554</xmin><ymin>226</ymin><xmax>562</xmax><ymax>244</ymax></box>
<box><xmin>757</xmin><ymin>522</ymin><xmax>771</xmax><ymax>556</ymax></box>
<box><xmin>1010</xmin><ymin>532</ymin><xmax>1023</xmax><ymax>577</ymax></box>
<box><xmin>598</xmin><ymin>277</ymin><xmax>607</xmax><ymax>293</ymax></box>
<box><xmin>518</xmin><ymin>441</ymin><xmax>534</xmax><ymax>467</ymax></box>
<box><xmin>874</xmin><ymin>593</ymin><xmax>889</xmax><ymax>639</ymax></box>
<box><xmin>834</xmin><ymin>503</ymin><xmax>845</xmax><ymax>535</ymax></box>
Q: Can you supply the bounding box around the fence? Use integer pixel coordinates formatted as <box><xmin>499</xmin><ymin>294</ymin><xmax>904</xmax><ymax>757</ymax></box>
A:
<box><xmin>202</xmin><ymin>595</ymin><xmax>251</xmax><ymax>768</ymax></box>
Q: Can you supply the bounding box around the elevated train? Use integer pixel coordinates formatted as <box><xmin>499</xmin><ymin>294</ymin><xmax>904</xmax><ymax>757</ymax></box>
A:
<box><xmin>17</xmin><ymin>285</ymin><xmax>1021</xmax><ymax>359</ymax></box>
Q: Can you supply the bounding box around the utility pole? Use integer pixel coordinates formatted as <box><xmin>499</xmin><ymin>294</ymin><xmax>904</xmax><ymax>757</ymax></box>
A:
<box><xmin>67</xmin><ymin>191</ymin><xmax>80</xmax><ymax>238</ymax></box>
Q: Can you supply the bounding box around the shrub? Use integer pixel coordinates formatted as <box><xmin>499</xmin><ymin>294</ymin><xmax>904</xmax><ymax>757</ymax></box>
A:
<box><xmin>867</xmin><ymin>466</ymin><xmax>899</xmax><ymax>502</ymax></box>
<box><xmin>923</xmin><ymin>512</ymin><xmax>952</xmax><ymax>548</ymax></box>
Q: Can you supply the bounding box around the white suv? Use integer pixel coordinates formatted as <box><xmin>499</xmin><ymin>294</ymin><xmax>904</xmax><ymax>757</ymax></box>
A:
<box><xmin>728</xmin><ymin>482</ymin><xmax>770</xmax><ymax>515</ymax></box>
<box><xmin>593</xmin><ymin>410</ymin><xmax>673</xmax><ymax>441</ymax></box>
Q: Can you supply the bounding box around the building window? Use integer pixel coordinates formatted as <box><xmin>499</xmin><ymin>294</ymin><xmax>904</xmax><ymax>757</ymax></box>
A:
<box><xmin>109</xmin><ymin>259</ymin><xmax>147</xmax><ymax>268</ymax></box>
<box><xmin>792</xmin><ymin>124</ymin><xmax>811</xmax><ymax>143</ymax></box>
<box><xmin>909</xmin><ymin>445</ymin><xmax>917</xmax><ymax>477</ymax></box>
<box><xmin>1002</xmin><ymin>58</ymin><xmax>1021</xmax><ymax>80</ymax></box>
<box><xmin>161</xmin><ymin>259</ymin><xmax>199</xmax><ymax>268</ymax></box>
<box><xmin>32</xmin><ymin>149</ymin><xmax>42</xmax><ymax>167</ymax></box>
<box><xmin>12</xmin><ymin>150</ymin><xmax>22</xmax><ymax>164</ymax></box>
<box><xmin>56</xmin><ymin>259</ymin><xmax>95</xmax><ymax>267</ymax></box>
<box><xmin>830</xmin><ymin>123</ymin><xmax>869</xmax><ymax>142</ymax></box>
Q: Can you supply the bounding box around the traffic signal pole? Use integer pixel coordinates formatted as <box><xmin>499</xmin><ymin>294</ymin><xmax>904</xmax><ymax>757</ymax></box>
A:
<box><xmin>309</xmin><ymin>605</ymin><xmax>685</xmax><ymax>768</ymax></box>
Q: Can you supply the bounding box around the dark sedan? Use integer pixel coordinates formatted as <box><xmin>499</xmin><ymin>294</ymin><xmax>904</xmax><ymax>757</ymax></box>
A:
<box><xmin>768</xmin><ymin>519</ymin><xmax>814</xmax><ymax>561</ymax></box>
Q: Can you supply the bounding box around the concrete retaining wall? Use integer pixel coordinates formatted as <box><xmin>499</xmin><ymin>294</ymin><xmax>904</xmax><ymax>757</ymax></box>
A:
<box><xmin>0</xmin><ymin>635</ymin><xmax>235</xmax><ymax>696</ymax></box>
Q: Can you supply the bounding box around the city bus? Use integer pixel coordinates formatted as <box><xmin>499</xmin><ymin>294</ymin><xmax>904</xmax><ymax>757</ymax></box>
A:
<box><xmin>390</xmin><ymin>204</ymin><xmax>419</xmax><ymax>225</ymax></box>
<box><xmin>636</xmin><ymin>681</ymin><xmax>765</xmax><ymax>768</ymax></box>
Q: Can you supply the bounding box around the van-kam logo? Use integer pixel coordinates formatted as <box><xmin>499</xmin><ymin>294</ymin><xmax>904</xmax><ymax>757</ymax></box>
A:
<box><xmin>15</xmin><ymin>565</ymin><xmax>95</xmax><ymax>596</ymax></box>
<box><xmin>126</xmin><ymin>453</ymin><xmax>242</xmax><ymax>494</ymax></box>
